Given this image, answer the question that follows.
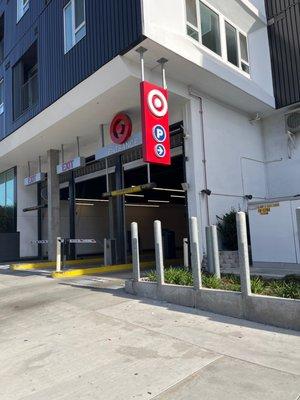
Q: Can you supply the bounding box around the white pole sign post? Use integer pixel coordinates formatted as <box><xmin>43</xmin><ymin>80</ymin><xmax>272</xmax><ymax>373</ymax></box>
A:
<box><xmin>56</xmin><ymin>157</ymin><xmax>86</xmax><ymax>175</ymax></box>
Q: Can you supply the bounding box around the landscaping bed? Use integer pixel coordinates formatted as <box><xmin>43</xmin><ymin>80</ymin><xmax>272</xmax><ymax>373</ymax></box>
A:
<box><xmin>146</xmin><ymin>268</ymin><xmax>300</xmax><ymax>300</ymax></box>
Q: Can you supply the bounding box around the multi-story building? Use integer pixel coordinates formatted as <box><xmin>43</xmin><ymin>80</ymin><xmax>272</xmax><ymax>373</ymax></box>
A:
<box><xmin>0</xmin><ymin>0</ymin><xmax>291</xmax><ymax>264</ymax></box>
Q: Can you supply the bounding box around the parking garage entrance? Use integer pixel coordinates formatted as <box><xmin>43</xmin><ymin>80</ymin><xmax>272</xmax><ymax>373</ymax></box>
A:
<box><xmin>59</xmin><ymin>122</ymin><xmax>187</xmax><ymax>264</ymax></box>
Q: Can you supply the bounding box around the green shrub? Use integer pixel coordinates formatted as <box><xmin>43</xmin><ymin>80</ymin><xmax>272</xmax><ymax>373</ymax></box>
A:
<box><xmin>146</xmin><ymin>268</ymin><xmax>300</xmax><ymax>299</ymax></box>
<box><xmin>217</xmin><ymin>210</ymin><xmax>238</xmax><ymax>251</ymax></box>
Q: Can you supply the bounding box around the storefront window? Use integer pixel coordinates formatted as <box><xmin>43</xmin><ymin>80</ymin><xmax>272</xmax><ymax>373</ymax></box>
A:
<box><xmin>0</xmin><ymin>167</ymin><xmax>16</xmax><ymax>233</ymax></box>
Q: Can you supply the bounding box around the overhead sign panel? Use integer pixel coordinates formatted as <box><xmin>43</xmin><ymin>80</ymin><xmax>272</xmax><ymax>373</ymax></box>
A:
<box><xmin>140</xmin><ymin>81</ymin><xmax>171</xmax><ymax>166</ymax></box>
<box><xmin>56</xmin><ymin>157</ymin><xmax>86</xmax><ymax>175</ymax></box>
<box><xmin>95</xmin><ymin>132</ymin><xmax>142</xmax><ymax>161</ymax></box>
<box><xmin>24</xmin><ymin>172</ymin><xmax>46</xmax><ymax>187</ymax></box>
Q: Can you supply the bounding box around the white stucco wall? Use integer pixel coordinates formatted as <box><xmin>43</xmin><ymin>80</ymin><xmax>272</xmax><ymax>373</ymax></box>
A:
<box><xmin>263</xmin><ymin>112</ymin><xmax>300</xmax><ymax>198</ymax></box>
<box><xmin>141</xmin><ymin>0</ymin><xmax>274</xmax><ymax>104</ymax></box>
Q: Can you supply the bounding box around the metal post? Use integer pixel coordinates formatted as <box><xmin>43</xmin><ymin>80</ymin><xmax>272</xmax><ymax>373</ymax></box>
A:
<box><xmin>189</xmin><ymin>217</ymin><xmax>202</xmax><ymax>289</ymax></box>
<box><xmin>131</xmin><ymin>222</ymin><xmax>140</xmax><ymax>282</ymax></box>
<box><xmin>154</xmin><ymin>220</ymin><xmax>164</xmax><ymax>285</ymax></box>
<box><xmin>136</xmin><ymin>46</ymin><xmax>147</xmax><ymax>82</ymax></box>
<box><xmin>115</xmin><ymin>156</ymin><xmax>126</xmax><ymax>264</ymax></box>
<box><xmin>236</xmin><ymin>212</ymin><xmax>251</xmax><ymax>297</ymax></box>
<box><xmin>76</xmin><ymin>136</ymin><xmax>80</xmax><ymax>157</ymax></box>
<box><xmin>61</xmin><ymin>144</ymin><xmax>64</xmax><ymax>163</ymax></box>
<box><xmin>211</xmin><ymin>225</ymin><xmax>221</xmax><ymax>279</ymax></box>
<box><xmin>56</xmin><ymin>237</ymin><xmax>62</xmax><ymax>272</ymax></box>
<box><xmin>37</xmin><ymin>182</ymin><xmax>42</xmax><ymax>260</ymax></box>
<box><xmin>157</xmin><ymin>58</ymin><xmax>168</xmax><ymax>89</ymax></box>
<box><xmin>69</xmin><ymin>171</ymin><xmax>76</xmax><ymax>260</ymax></box>
<box><xmin>183</xmin><ymin>238</ymin><xmax>189</xmax><ymax>269</ymax></box>
<box><xmin>147</xmin><ymin>164</ymin><xmax>151</xmax><ymax>184</ymax></box>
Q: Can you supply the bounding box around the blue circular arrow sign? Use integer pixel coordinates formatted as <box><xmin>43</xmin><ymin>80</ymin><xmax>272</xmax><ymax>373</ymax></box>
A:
<box><xmin>153</xmin><ymin>125</ymin><xmax>167</xmax><ymax>143</ymax></box>
<box><xmin>155</xmin><ymin>144</ymin><xmax>166</xmax><ymax>158</ymax></box>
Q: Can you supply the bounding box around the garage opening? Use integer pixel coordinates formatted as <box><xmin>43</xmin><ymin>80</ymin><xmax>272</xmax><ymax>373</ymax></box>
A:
<box><xmin>58</xmin><ymin>122</ymin><xmax>187</xmax><ymax>263</ymax></box>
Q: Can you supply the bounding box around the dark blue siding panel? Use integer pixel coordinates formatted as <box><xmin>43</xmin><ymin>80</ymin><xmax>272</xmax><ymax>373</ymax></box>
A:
<box><xmin>266</xmin><ymin>0</ymin><xmax>300</xmax><ymax>108</ymax></box>
<box><xmin>0</xmin><ymin>0</ymin><xmax>142</xmax><ymax>140</ymax></box>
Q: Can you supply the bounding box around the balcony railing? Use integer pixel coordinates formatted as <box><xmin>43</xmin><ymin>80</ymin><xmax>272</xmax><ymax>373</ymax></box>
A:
<box><xmin>21</xmin><ymin>73</ymin><xmax>38</xmax><ymax>113</ymax></box>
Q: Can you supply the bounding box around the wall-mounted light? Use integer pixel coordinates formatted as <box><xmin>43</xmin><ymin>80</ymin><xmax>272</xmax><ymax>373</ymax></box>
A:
<box><xmin>201</xmin><ymin>189</ymin><xmax>212</xmax><ymax>196</ymax></box>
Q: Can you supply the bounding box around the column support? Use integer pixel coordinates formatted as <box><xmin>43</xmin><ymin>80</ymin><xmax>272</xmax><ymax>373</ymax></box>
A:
<box><xmin>47</xmin><ymin>149</ymin><xmax>60</xmax><ymax>261</ymax></box>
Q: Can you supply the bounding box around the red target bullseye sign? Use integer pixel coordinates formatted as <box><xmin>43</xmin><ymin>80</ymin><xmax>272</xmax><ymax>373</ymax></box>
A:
<box><xmin>110</xmin><ymin>113</ymin><xmax>132</xmax><ymax>144</ymax></box>
<box><xmin>140</xmin><ymin>81</ymin><xmax>171</xmax><ymax>166</ymax></box>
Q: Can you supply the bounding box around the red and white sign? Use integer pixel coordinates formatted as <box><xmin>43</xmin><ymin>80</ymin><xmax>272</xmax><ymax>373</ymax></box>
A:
<box><xmin>110</xmin><ymin>113</ymin><xmax>132</xmax><ymax>144</ymax></box>
<box><xmin>140</xmin><ymin>81</ymin><xmax>171</xmax><ymax>166</ymax></box>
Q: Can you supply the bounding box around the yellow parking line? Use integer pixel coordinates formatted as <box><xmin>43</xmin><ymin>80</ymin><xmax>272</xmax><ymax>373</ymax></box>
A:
<box><xmin>11</xmin><ymin>257</ymin><xmax>104</xmax><ymax>271</ymax></box>
<box><xmin>51</xmin><ymin>259</ymin><xmax>180</xmax><ymax>279</ymax></box>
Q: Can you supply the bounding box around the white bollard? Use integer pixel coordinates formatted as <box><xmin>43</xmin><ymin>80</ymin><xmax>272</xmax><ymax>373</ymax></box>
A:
<box><xmin>236</xmin><ymin>212</ymin><xmax>251</xmax><ymax>297</ymax></box>
<box><xmin>131</xmin><ymin>222</ymin><xmax>140</xmax><ymax>282</ymax></box>
<box><xmin>211</xmin><ymin>225</ymin><xmax>221</xmax><ymax>279</ymax></box>
<box><xmin>183</xmin><ymin>238</ymin><xmax>189</xmax><ymax>269</ymax></box>
<box><xmin>189</xmin><ymin>217</ymin><xmax>202</xmax><ymax>289</ymax></box>
<box><xmin>154</xmin><ymin>220</ymin><xmax>164</xmax><ymax>285</ymax></box>
<box><xmin>56</xmin><ymin>237</ymin><xmax>62</xmax><ymax>272</ymax></box>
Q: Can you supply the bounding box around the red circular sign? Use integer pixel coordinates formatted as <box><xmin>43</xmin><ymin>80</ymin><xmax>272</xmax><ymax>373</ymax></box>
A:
<box><xmin>110</xmin><ymin>113</ymin><xmax>132</xmax><ymax>144</ymax></box>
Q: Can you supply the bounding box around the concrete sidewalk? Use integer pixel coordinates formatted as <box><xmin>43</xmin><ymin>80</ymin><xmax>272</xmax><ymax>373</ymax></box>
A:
<box><xmin>0</xmin><ymin>269</ymin><xmax>299</xmax><ymax>400</ymax></box>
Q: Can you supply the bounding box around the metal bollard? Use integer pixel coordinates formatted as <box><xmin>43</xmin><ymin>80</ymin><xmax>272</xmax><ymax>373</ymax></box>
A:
<box><xmin>183</xmin><ymin>238</ymin><xmax>189</xmax><ymax>269</ymax></box>
<box><xmin>211</xmin><ymin>225</ymin><xmax>221</xmax><ymax>279</ymax></box>
<box><xmin>189</xmin><ymin>217</ymin><xmax>202</xmax><ymax>289</ymax></box>
<box><xmin>236</xmin><ymin>212</ymin><xmax>251</xmax><ymax>297</ymax></box>
<box><xmin>131</xmin><ymin>222</ymin><xmax>140</xmax><ymax>282</ymax></box>
<box><xmin>56</xmin><ymin>237</ymin><xmax>62</xmax><ymax>272</ymax></box>
<box><xmin>154</xmin><ymin>220</ymin><xmax>164</xmax><ymax>285</ymax></box>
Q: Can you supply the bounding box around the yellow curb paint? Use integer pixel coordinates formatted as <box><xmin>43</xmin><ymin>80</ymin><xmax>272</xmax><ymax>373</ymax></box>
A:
<box><xmin>51</xmin><ymin>259</ymin><xmax>180</xmax><ymax>279</ymax></box>
<box><xmin>11</xmin><ymin>257</ymin><xmax>103</xmax><ymax>271</ymax></box>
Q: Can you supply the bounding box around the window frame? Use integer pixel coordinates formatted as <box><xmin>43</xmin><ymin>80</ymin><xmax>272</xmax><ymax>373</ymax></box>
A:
<box><xmin>0</xmin><ymin>167</ymin><xmax>17</xmax><ymax>233</ymax></box>
<box><xmin>63</xmin><ymin>0</ymin><xmax>86</xmax><ymax>54</ymax></box>
<box><xmin>185</xmin><ymin>0</ymin><xmax>250</xmax><ymax>77</ymax></box>
<box><xmin>17</xmin><ymin>0</ymin><xmax>29</xmax><ymax>22</ymax></box>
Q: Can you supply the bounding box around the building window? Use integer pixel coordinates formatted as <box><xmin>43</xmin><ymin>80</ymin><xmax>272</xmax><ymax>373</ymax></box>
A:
<box><xmin>185</xmin><ymin>0</ymin><xmax>250</xmax><ymax>75</ymax></box>
<box><xmin>200</xmin><ymin>1</ymin><xmax>221</xmax><ymax>56</ymax></box>
<box><xmin>64</xmin><ymin>0</ymin><xmax>86</xmax><ymax>53</ymax></box>
<box><xmin>225</xmin><ymin>22</ymin><xmax>238</xmax><ymax>67</ymax></box>
<box><xmin>0</xmin><ymin>168</ymin><xmax>16</xmax><ymax>233</ymax></box>
<box><xmin>0</xmin><ymin>79</ymin><xmax>4</xmax><ymax>115</ymax></box>
<box><xmin>13</xmin><ymin>42</ymin><xmax>38</xmax><ymax>120</ymax></box>
<box><xmin>17</xmin><ymin>0</ymin><xmax>29</xmax><ymax>22</ymax></box>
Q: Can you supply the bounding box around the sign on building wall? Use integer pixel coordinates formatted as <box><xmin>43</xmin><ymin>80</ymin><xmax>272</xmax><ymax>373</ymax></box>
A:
<box><xmin>110</xmin><ymin>113</ymin><xmax>132</xmax><ymax>144</ymax></box>
<box><xmin>56</xmin><ymin>157</ymin><xmax>86</xmax><ymax>175</ymax></box>
<box><xmin>24</xmin><ymin>172</ymin><xmax>46</xmax><ymax>187</ymax></box>
<box><xmin>140</xmin><ymin>81</ymin><xmax>171</xmax><ymax>166</ymax></box>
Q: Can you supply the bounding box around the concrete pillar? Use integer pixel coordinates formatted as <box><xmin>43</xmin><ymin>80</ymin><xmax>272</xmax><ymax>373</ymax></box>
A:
<box><xmin>190</xmin><ymin>217</ymin><xmax>202</xmax><ymax>289</ymax></box>
<box><xmin>47</xmin><ymin>149</ymin><xmax>60</xmax><ymax>261</ymax></box>
<box><xmin>154</xmin><ymin>220</ymin><xmax>164</xmax><ymax>285</ymax></box>
<box><xmin>131</xmin><ymin>222</ymin><xmax>140</xmax><ymax>282</ymax></box>
<box><xmin>236</xmin><ymin>212</ymin><xmax>251</xmax><ymax>297</ymax></box>
<box><xmin>183</xmin><ymin>98</ymin><xmax>205</xmax><ymax>263</ymax></box>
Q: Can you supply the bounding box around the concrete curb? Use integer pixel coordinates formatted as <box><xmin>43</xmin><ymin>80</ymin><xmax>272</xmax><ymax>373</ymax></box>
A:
<box><xmin>125</xmin><ymin>280</ymin><xmax>300</xmax><ymax>331</ymax></box>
